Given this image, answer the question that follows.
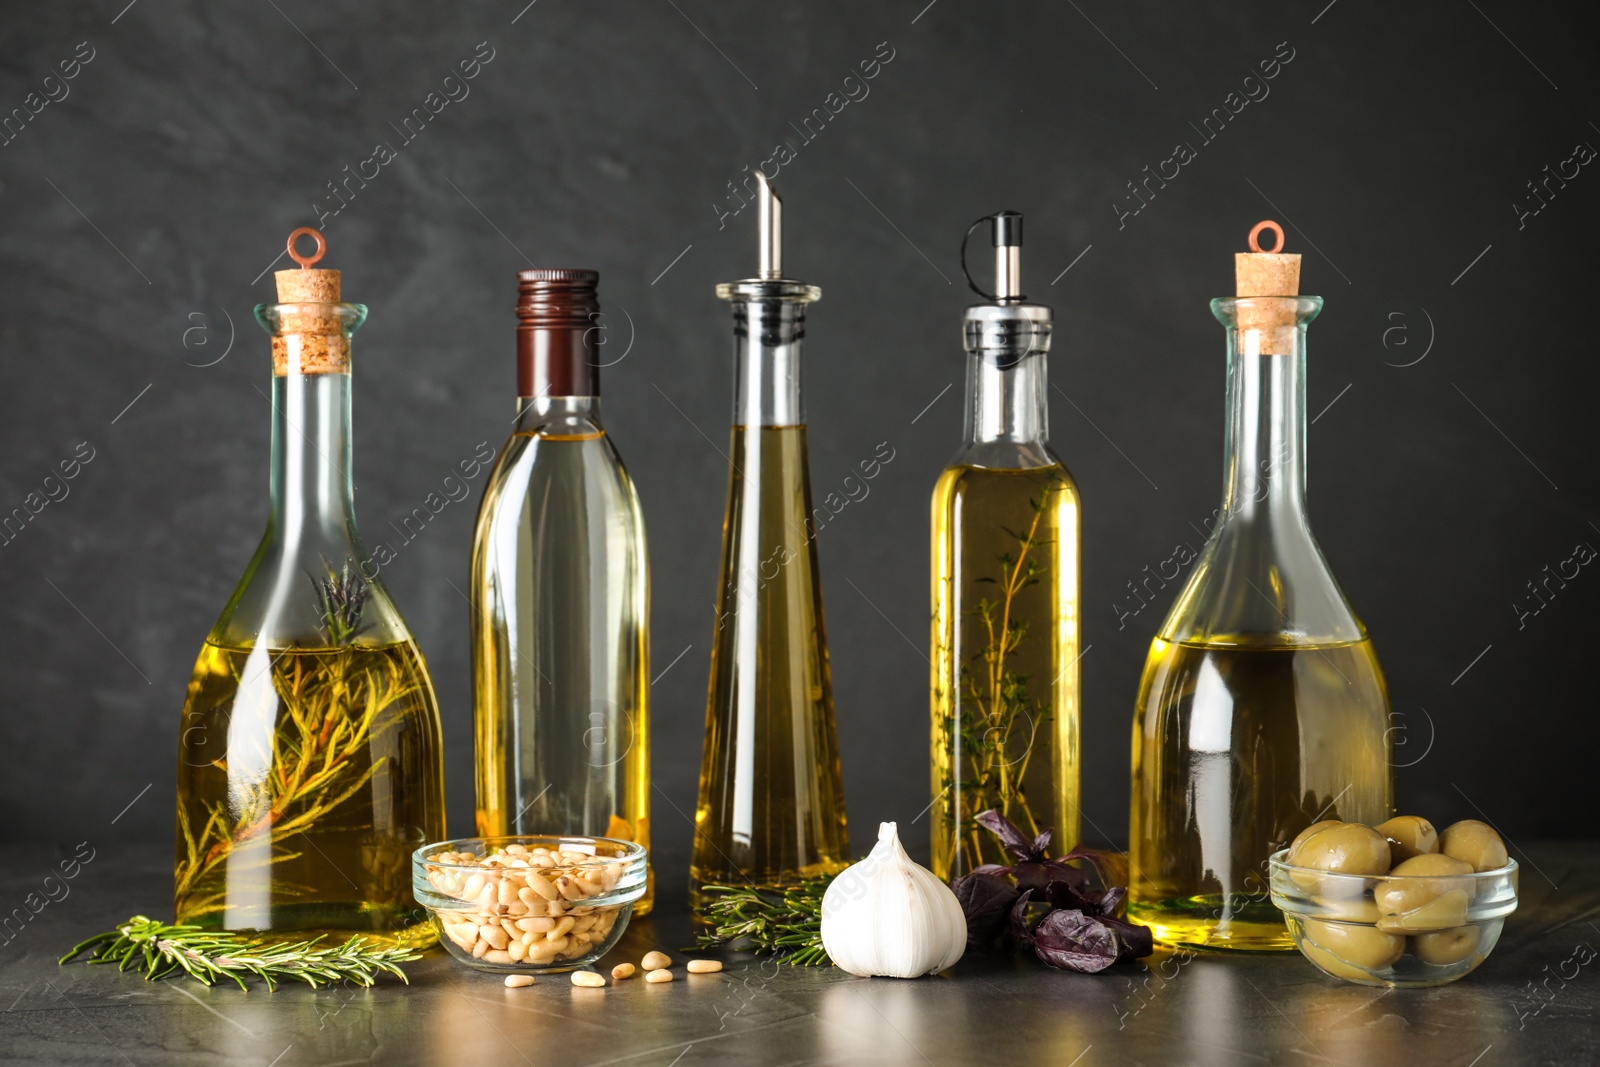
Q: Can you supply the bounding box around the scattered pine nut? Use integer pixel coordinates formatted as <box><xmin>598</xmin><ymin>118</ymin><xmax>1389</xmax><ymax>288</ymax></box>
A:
<box><xmin>611</xmin><ymin>963</ymin><xmax>636</xmax><ymax>980</ymax></box>
<box><xmin>641</xmin><ymin>951</ymin><xmax>672</xmax><ymax>970</ymax></box>
<box><xmin>645</xmin><ymin>968</ymin><xmax>673</xmax><ymax>984</ymax></box>
<box><xmin>571</xmin><ymin>970</ymin><xmax>606</xmax><ymax>988</ymax></box>
<box><xmin>504</xmin><ymin>974</ymin><xmax>536</xmax><ymax>988</ymax></box>
<box><xmin>686</xmin><ymin>959</ymin><xmax>723</xmax><ymax>974</ymax></box>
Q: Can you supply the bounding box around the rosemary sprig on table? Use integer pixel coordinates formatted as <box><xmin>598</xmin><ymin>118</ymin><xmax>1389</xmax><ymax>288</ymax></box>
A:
<box><xmin>61</xmin><ymin>916</ymin><xmax>421</xmax><ymax>991</ymax></box>
<box><xmin>693</xmin><ymin>878</ymin><xmax>834</xmax><ymax>966</ymax></box>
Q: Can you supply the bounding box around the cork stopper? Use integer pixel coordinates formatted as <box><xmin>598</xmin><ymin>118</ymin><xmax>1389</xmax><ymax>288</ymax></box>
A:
<box><xmin>1233</xmin><ymin>220</ymin><xmax>1301</xmax><ymax>355</ymax></box>
<box><xmin>271</xmin><ymin>227</ymin><xmax>350</xmax><ymax>376</ymax></box>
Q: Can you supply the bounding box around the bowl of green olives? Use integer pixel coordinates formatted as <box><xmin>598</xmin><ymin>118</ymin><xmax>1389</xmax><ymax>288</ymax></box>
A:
<box><xmin>1268</xmin><ymin>817</ymin><xmax>1518</xmax><ymax>988</ymax></box>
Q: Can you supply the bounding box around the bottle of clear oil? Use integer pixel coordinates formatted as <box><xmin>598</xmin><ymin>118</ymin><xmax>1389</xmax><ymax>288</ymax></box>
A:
<box><xmin>471</xmin><ymin>270</ymin><xmax>652</xmax><ymax>914</ymax></box>
<box><xmin>692</xmin><ymin>175</ymin><xmax>848</xmax><ymax>915</ymax></box>
<box><xmin>174</xmin><ymin>232</ymin><xmax>445</xmax><ymax>946</ymax></box>
<box><xmin>1128</xmin><ymin>224</ymin><xmax>1392</xmax><ymax>951</ymax></box>
<box><xmin>931</xmin><ymin>212</ymin><xmax>1081</xmax><ymax>881</ymax></box>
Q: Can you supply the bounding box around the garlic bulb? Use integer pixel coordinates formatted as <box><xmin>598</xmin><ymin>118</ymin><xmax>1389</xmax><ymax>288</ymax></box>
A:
<box><xmin>820</xmin><ymin>822</ymin><xmax>966</xmax><ymax>978</ymax></box>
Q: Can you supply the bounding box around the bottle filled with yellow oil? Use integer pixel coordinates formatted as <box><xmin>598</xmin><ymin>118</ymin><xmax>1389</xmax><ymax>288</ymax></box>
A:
<box><xmin>470</xmin><ymin>271</ymin><xmax>652</xmax><ymax>914</ymax></box>
<box><xmin>931</xmin><ymin>211</ymin><xmax>1081</xmax><ymax>881</ymax></box>
<box><xmin>174</xmin><ymin>231</ymin><xmax>445</xmax><ymax>946</ymax></box>
<box><xmin>692</xmin><ymin>175</ymin><xmax>849</xmax><ymax>915</ymax></box>
<box><xmin>1128</xmin><ymin>223</ymin><xmax>1393</xmax><ymax>951</ymax></box>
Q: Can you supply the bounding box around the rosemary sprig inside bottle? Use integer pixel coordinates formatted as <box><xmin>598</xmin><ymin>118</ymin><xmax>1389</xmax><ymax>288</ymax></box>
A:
<box><xmin>61</xmin><ymin>915</ymin><xmax>420</xmax><ymax>990</ymax></box>
<box><xmin>174</xmin><ymin>559</ymin><xmax>418</xmax><ymax>922</ymax></box>
<box><xmin>692</xmin><ymin>878</ymin><xmax>835</xmax><ymax>966</ymax></box>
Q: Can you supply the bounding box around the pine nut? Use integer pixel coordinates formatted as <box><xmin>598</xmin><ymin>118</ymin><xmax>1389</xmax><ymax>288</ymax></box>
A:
<box><xmin>428</xmin><ymin>842</ymin><xmax>635</xmax><ymax>970</ymax></box>
<box><xmin>645</xmin><ymin>968</ymin><xmax>673</xmax><ymax>984</ymax></box>
<box><xmin>504</xmin><ymin>974</ymin><xmax>535</xmax><ymax>988</ymax></box>
<box><xmin>571</xmin><ymin>971</ymin><xmax>606</xmax><ymax>988</ymax></box>
<box><xmin>686</xmin><ymin>959</ymin><xmax>723</xmax><ymax>973</ymax></box>
<box><xmin>642</xmin><ymin>951</ymin><xmax>672</xmax><ymax>970</ymax></box>
<box><xmin>611</xmin><ymin>963</ymin><xmax>636</xmax><ymax>980</ymax></box>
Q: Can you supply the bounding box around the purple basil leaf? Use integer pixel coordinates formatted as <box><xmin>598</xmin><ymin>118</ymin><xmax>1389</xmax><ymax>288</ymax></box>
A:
<box><xmin>1031</xmin><ymin>909</ymin><xmax>1122</xmax><ymax>974</ymax></box>
<box><xmin>1096</xmin><ymin>914</ymin><xmax>1154</xmax><ymax>960</ymax></box>
<box><xmin>1059</xmin><ymin>845</ymin><xmax>1129</xmax><ymax>891</ymax></box>
<box><xmin>1089</xmin><ymin>885</ymin><xmax>1128</xmax><ymax>918</ymax></box>
<box><xmin>1031</xmin><ymin>828</ymin><xmax>1054</xmax><ymax>857</ymax></box>
<box><xmin>950</xmin><ymin>872</ymin><xmax>1019</xmax><ymax>951</ymax></box>
<box><xmin>974</xmin><ymin>809</ymin><xmax>1037</xmax><ymax>862</ymax></box>
<box><xmin>1042</xmin><ymin>878</ymin><xmax>1096</xmax><ymax>913</ymax></box>
<box><xmin>1006</xmin><ymin>888</ymin><xmax>1038</xmax><ymax>944</ymax></box>
<box><xmin>971</xmin><ymin>863</ymin><xmax>1012</xmax><ymax>878</ymax></box>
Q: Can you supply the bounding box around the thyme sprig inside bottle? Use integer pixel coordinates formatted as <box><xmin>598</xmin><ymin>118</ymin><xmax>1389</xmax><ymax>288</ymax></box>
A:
<box><xmin>931</xmin><ymin>211</ymin><xmax>1082</xmax><ymax>881</ymax></box>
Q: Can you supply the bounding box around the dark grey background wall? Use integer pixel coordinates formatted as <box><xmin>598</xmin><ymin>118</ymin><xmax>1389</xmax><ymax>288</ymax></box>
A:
<box><xmin>2</xmin><ymin>2</ymin><xmax>1594</xmax><ymax>899</ymax></box>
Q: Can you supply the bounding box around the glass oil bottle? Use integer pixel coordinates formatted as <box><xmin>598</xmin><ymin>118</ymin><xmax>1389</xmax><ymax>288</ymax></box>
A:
<box><xmin>692</xmin><ymin>174</ymin><xmax>849</xmax><ymax>916</ymax></box>
<box><xmin>930</xmin><ymin>212</ymin><xmax>1081</xmax><ymax>881</ymax></box>
<box><xmin>471</xmin><ymin>270</ymin><xmax>652</xmax><ymax>914</ymax></box>
<box><xmin>1128</xmin><ymin>222</ymin><xmax>1393</xmax><ymax>951</ymax></box>
<box><xmin>174</xmin><ymin>230</ymin><xmax>445</xmax><ymax>946</ymax></box>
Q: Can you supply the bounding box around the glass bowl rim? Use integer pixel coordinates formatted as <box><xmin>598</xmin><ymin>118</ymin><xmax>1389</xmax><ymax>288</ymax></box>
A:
<box><xmin>1267</xmin><ymin>848</ymin><xmax>1518</xmax><ymax>884</ymax></box>
<box><xmin>413</xmin><ymin>834</ymin><xmax>647</xmax><ymax>873</ymax></box>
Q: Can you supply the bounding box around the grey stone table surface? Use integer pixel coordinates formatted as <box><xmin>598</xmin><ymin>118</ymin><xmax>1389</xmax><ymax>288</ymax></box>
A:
<box><xmin>1</xmin><ymin>842</ymin><xmax>1596</xmax><ymax>1067</ymax></box>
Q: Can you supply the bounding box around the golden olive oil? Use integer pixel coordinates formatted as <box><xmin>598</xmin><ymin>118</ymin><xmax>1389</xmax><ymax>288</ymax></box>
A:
<box><xmin>931</xmin><ymin>463</ymin><xmax>1081</xmax><ymax>880</ymax></box>
<box><xmin>1129</xmin><ymin>637</ymin><xmax>1392</xmax><ymax>951</ymax></box>
<box><xmin>692</xmin><ymin>425</ymin><xmax>849</xmax><ymax>912</ymax></box>
<box><xmin>175</xmin><ymin>640</ymin><xmax>444</xmax><ymax>947</ymax></box>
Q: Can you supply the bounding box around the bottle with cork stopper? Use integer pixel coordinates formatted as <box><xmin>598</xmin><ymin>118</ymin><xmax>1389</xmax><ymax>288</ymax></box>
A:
<box><xmin>174</xmin><ymin>228</ymin><xmax>446</xmax><ymax>946</ymax></box>
<box><xmin>691</xmin><ymin>173</ymin><xmax>850</xmax><ymax>918</ymax></box>
<box><xmin>469</xmin><ymin>268</ymin><xmax>653</xmax><ymax>914</ymax></box>
<box><xmin>1127</xmin><ymin>221</ymin><xmax>1394</xmax><ymax>952</ymax></box>
<box><xmin>929</xmin><ymin>210</ymin><xmax>1083</xmax><ymax>881</ymax></box>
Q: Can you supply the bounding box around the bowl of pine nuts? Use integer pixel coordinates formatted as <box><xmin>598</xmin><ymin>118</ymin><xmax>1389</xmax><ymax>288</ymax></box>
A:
<box><xmin>413</xmin><ymin>836</ymin><xmax>648</xmax><ymax>973</ymax></box>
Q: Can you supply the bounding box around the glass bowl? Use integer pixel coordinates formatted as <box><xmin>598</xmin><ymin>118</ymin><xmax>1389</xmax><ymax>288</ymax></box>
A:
<box><xmin>413</xmin><ymin>836</ymin><xmax>647</xmax><ymax>974</ymax></box>
<box><xmin>1268</xmin><ymin>849</ymin><xmax>1518</xmax><ymax>988</ymax></box>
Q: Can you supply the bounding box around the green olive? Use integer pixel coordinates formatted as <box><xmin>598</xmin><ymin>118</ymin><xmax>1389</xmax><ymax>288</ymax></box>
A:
<box><xmin>1289</xmin><ymin>820</ymin><xmax>1343</xmax><ymax>855</ymax></box>
<box><xmin>1439</xmin><ymin>820</ymin><xmax>1508</xmax><ymax>872</ymax></box>
<box><xmin>1301</xmin><ymin>918</ymin><xmax>1404</xmax><ymax>970</ymax></box>
<box><xmin>1376</xmin><ymin>815</ymin><xmax>1438</xmax><ymax>865</ymax></box>
<box><xmin>1298</xmin><ymin>937</ymin><xmax>1381</xmax><ymax>983</ymax></box>
<box><xmin>1375</xmin><ymin>853</ymin><xmax>1475</xmax><ymax>932</ymax></box>
<box><xmin>1317</xmin><ymin>894</ymin><xmax>1380</xmax><ymax>923</ymax></box>
<box><xmin>1291</xmin><ymin>823</ymin><xmax>1392</xmax><ymax>876</ymax></box>
<box><xmin>1410</xmin><ymin>925</ymin><xmax>1482</xmax><ymax>966</ymax></box>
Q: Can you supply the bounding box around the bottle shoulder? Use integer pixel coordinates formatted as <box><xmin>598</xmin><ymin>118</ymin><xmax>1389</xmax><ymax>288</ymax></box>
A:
<box><xmin>1155</xmin><ymin>515</ymin><xmax>1367</xmax><ymax>646</ymax></box>
<box><xmin>475</xmin><ymin>428</ymin><xmax>646</xmax><ymax>540</ymax></box>
<box><xmin>942</xmin><ymin>438</ymin><xmax>1065</xmax><ymax>474</ymax></box>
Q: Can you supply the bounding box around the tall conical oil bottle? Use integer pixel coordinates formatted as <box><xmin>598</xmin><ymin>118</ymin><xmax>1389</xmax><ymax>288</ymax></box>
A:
<box><xmin>691</xmin><ymin>174</ymin><xmax>849</xmax><ymax>916</ymax></box>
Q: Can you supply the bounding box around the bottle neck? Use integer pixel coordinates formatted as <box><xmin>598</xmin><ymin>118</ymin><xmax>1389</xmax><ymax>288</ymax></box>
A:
<box><xmin>965</xmin><ymin>349</ymin><xmax>1048</xmax><ymax>446</ymax></box>
<box><xmin>730</xmin><ymin>295</ymin><xmax>808</xmax><ymax>426</ymax></box>
<box><xmin>515</xmin><ymin>394</ymin><xmax>602</xmax><ymax>432</ymax></box>
<box><xmin>1219</xmin><ymin>323</ymin><xmax>1308</xmax><ymax>525</ymax></box>
<box><xmin>268</xmin><ymin>371</ymin><xmax>359</xmax><ymax>546</ymax></box>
